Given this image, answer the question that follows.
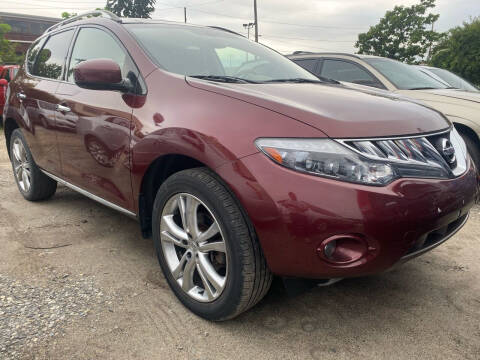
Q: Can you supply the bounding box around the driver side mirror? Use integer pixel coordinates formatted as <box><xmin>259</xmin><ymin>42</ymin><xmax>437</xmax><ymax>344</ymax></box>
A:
<box><xmin>0</xmin><ymin>79</ymin><xmax>8</xmax><ymax>87</ymax></box>
<box><xmin>74</xmin><ymin>59</ymin><xmax>134</xmax><ymax>93</ymax></box>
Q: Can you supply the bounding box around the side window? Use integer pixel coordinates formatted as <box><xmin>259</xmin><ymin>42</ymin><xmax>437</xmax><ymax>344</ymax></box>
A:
<box><xmin>67</xmin><ymin>27</ymin><xmax>129</xmax><ymax>82</ymax></box>
<box><xmin>33</xmin><ymin>30</ymin><xmax>74</xmax><ymax>80</ymax></box>
<box><xmin>321</xmin><ymin>59</ymin><xmax>377</xmax><ymax>85</ymax></box>
<box><xmin>294</xmin><ymin>59</ymin><xmax>318</xmax><ymax>74</ymax></box>
<box><xmin>27</xmin><ymin>38</ymin><xmax>45</xmax><ymax>74</ymax></box>
<box><xmin>4</xmin><ymin>70</ymin><xmax>11</xmax><ymax>82</ymax></box>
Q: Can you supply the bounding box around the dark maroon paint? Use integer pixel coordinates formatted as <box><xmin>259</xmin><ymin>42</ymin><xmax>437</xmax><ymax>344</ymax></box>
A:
<box><xmin>3</xmin><ymin>18</ymin><xmax>479</xmax><ymax>280</ymax></box>
<box><xmin>74</xmin><ymin>58</ymin><xmax>123</xmax><ymax>86</ymax></box>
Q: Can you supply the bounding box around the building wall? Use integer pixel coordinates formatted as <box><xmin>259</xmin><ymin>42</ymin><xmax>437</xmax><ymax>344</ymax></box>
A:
<box><xmin>0</xmin><ymin>12</ymin><xmax>60</xmax><ymax>58</ymax></box>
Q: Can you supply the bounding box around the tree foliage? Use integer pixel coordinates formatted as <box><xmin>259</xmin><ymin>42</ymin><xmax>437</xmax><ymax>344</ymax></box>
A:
<box><xmin>0</xmin><ymin>23</ymin><xmax>20</xmax><ymax>64</ymax></box>
<box><xmin>106</xmin><ymin>0</ymin><xmax>156</xmax><ymax>18</ymax></box>
<box><xmin>61</xmin><ymin>12</ymin><xmax>78</xmax><ymax>19</ymax></box>
<box><xmin>430</xmin><ymin>18</ymin><xmax>480</xmax><ymax>86</ymax></box>
<box><xmin>355</xmin><ymin>0</ymin><xmax>444</xmax><ymax>64</ymax></box>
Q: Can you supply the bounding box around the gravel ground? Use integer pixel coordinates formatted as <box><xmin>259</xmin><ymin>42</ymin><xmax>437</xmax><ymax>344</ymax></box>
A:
<box><xmin>0</xmin><ymin>271</ymin><xmax>110</xmax><ymax>359</ymax></box>
<box><xmin>0</xmin><ymin>130</ymin><xmax>479</xmax><ymax>359</ymax></box>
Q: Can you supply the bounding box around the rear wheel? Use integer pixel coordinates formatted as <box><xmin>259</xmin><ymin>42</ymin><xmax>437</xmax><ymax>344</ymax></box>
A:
<box><xmin>152</xmin><ymin>168</ymin><xmax>272</xmax><ymax>321</ymax></box>
<box><xmin>10</xmin><ymin>129</ymin><xmax>57</xmax><ymax>201</ymax></box>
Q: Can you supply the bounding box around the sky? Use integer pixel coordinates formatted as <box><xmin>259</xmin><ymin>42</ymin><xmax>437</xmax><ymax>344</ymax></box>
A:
<box><xmin>1</xmin><ymin>0</ymin><xmax>479</xmax><ymax>54</ymax></box>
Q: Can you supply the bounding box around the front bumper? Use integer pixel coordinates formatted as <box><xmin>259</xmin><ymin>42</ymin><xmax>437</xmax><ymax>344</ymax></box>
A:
<box><xmin>216</xmin><ymin>152</ymin><xmax>479</xmax><ymax>279</ymax></box>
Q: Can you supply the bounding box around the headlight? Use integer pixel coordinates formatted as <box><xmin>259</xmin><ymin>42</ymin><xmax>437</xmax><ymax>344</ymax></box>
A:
<box><xmin>255</xmin><ymin>138</ymin><xmax>396</xmax><ymax>185</ymax></box>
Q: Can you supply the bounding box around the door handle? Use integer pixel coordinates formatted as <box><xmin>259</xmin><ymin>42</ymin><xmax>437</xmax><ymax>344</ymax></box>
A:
<box><xmin>17</xmin><ymin>93</ymin><xmax>26</xmax><ymax>101</ymax></box>
<box><xmin>56</xmin><ymin>104</ymin><xmax>71</xmax><ymax>113</ymax></box>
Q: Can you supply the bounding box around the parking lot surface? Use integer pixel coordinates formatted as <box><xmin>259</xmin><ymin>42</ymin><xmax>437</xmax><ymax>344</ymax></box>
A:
<box><xmin>0</xmin><ymin>132</ymin><xmax>479</xmax><ymax>360</ymax></box>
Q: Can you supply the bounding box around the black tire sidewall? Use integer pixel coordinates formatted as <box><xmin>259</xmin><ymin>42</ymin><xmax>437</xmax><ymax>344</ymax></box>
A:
<box><xmin>461</xmin><ymin>134</ymin><xmax>480</xmax><ymax>172</ymax></box>
<box><xmin>152</xmin><ymin>170</ymin><xmax>249</xmax><ymax>321</ymax></box>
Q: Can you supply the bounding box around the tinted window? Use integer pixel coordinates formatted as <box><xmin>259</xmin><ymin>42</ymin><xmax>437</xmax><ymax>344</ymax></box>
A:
<box><xmin>33</xmin><ymin>30</ymin><xmax>74</xmax><ymax>80</ymax></box>
<box><xmin>294</xmin><ymin>59</ymin><xmax>318</xmax><ymax>74</ymax></box>
<box><xmin>4</xmin><ymin>69</ymin><xmax>11</xmax><ymax>82</ymax></box>
<box><xmin>126</xmin><ymin>24</ymin><xmax>317</xmax><ymax>83</ymax></box>
<box><xmin>365</xmin><ymin>58</ymin><xmax>447</xmax><ymax>90</ymax></box>
<box><xmin>27</xmin><ymin>38</ymin><xmax>45</xmax><ymax>74</ymax></box>
<box><xmin>321</xmin><ymin>59</ymin><xmax>376</xmax><ymax>84</ymax></box>
<box><xmin>67</xmin><ymin>27</ymin><xmax>128</xmax><ymax>82</ymax></box>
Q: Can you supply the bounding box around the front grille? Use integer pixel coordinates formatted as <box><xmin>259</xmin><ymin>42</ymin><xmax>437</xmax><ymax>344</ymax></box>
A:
<box><xmin>403</xmin><ymin>214</ymin><xmax>468</xmax><ymax>259</ymax></box>
<box><xmin>338</xmin><ymin>128</ymin><xmax>468</xmax><ymax>178</ymax></box>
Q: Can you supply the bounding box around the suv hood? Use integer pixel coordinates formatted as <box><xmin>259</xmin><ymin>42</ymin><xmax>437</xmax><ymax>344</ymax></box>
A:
<box><xmin>186</xmin><ymin>78</ymin><xmax>450</xmax><ymax>138</ymax></box>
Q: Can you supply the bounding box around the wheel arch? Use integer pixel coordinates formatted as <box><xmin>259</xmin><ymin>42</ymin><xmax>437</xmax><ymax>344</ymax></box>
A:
<box><xmin>3</xmin><ymin>117</ymin><xmax>19</xmax><ymax>160</ymax></box>
<box><xmin>454</xmin><ymin>122</ymin><xmax>480</xmax><ymax>147</ymax></box>
<box><xmin>137</xmin><ymin>153</ymin><xmax>209</xmax><ymax>238</ymax></box>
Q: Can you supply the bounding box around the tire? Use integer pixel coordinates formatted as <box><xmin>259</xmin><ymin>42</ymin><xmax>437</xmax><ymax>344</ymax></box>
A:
<box><xmin>9</xmin><ymin>129</ymin><xmax>57</xmax><ymax>201</ymax></box>
<box><xmin>460</xmin><ymin>132</ymin><xmax>480</xmax><ymax>173</ymax></box>
<box><xmin>152</xmin><ymin>168</ymin><xmax>272</xmax><ymax>321</ymax></box>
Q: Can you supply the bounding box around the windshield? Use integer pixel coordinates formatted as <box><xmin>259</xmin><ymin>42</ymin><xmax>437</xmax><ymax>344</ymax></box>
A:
<box><xmin>365</xmin><ymin>58</ymin><xmax>448</xmax><ymax>90</ymax></box>
<box><xmin>125</xmin><ymin>23</ymin><xmax>318</xmax><ymax>83</ymax></box>
<box><xmin>427</xmin><ymin>68</ymin><xmax>479</xmax><ymax>92</ymax></box>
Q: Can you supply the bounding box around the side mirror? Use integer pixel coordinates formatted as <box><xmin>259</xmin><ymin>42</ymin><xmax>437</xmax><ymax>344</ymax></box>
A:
<box><xmin>73</xmin><ymin>59</ymin><xmax>133</xmax><ymax>93</ymax></box>
<box><xmin>0</xmin><ymin>79</ymin><xmax>8</xmax><ymax>87</ymax></box>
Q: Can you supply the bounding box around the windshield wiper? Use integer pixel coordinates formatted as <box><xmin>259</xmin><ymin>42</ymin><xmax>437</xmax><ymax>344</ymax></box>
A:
<box><xmin>408</xmin><ymin>87</ymin><xmax>437</xmax><ymax>90</ymax></box>
<box><xmin>264</xmin><ymin>77</ymin><xmax>340</xmax><ymax>85</ymax></box>
<box><xmin>188</xmin><ymin>75</ymin><xmax>258</xmax><ymax>84</ymax></box>
<box><xmin>317</xmin><ymin>76</ymin><xmax>341</xmax><ymax>84</ymax></box>
<box><xmin>264</xmin><ymin>78</ymin><xmax>322</xmax><ymax>84</ymax></box>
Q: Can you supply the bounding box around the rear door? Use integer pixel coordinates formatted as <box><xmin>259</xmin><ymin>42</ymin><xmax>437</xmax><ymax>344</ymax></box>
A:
<box><xmin>55</xmin><ymin>26</ymin><xmax>140</xmax><ymax>211</ymax></box>
<box><xmin>17</xmin><ymin>30</ymin><xmax>75</xmax><ymax>175</ymax></box>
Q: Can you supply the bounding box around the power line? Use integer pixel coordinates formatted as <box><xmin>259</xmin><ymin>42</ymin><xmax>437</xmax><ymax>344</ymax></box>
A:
<box><xmin>188</xmin><ymin>8</ymin><xmax>366</xmax><ymax>30</ymax></box>
<box><xmin>261</xmin><ymin>34</ymin><xmax>354</xmax><ymax>43</ymax></box>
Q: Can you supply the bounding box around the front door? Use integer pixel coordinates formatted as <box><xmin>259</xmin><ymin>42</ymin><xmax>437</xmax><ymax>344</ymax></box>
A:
<box><xmin>55</xmin><ymin>26</ymin><xmax>139</xmax><ymax>211</ymax></box>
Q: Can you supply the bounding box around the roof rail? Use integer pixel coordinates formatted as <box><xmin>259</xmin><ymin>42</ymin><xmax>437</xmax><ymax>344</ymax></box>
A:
<box><xmin>45</xmin><ymin>10</ymin><xmax>120</xmax><ymax>34</ymax></box>
<box><xmin>292</xmin><ymin>51</ymin><xmax>314</xmax><ymax>55</ymax></box>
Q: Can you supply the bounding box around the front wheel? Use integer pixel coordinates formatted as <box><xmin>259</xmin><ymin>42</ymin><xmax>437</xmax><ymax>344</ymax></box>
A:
<box><xmin>152</xmin><ymin>168</ymin><xmax>272</xmax><ymax>321</ymax></box>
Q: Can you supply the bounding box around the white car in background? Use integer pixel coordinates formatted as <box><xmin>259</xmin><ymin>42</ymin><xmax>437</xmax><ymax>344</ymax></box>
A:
<box><xmin>414</xmin><ymin>65</ymin><xmax>479</xmax><ymax>93</ymax></box>
<box><xmin>288</xmin><ymin>52</ymin><xmax>480</xmax><ymax>170</ymax></box>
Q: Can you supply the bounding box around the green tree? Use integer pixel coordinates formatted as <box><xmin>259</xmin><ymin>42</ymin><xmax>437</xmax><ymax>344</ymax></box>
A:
<box><xmin>61</xmin><ymin>12</ymin><xmax>78</xmax><ymax>19</ymax></box>
<box><xmin>106</xmin><ymin>0</ymin><xmax>156</xmax><ymax>18</ymax></box>
<box><xmin>355</xmin><ymin>0</ymin><xmax>444</xmax><ymax>64</ymax></box>
<box><xmin>430</xmin><ymin>18</ymin><xmax>480</xmax><ymax>86</ymax></box>
<box><xmin>0</xmin><ymin>23</ymin><xmax>20</xmax><ymax>64</ymax></box>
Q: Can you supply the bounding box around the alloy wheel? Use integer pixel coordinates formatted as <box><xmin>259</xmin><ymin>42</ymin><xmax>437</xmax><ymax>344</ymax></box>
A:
<box><xmin>160</xmin><ymin>193</ymin><xmax>228</xmax><ymax>302</ymax></box>
<box><xmin>12</xmin><ymin>138</ymin><xmax>32</xmax><ymax>193</ymax></box>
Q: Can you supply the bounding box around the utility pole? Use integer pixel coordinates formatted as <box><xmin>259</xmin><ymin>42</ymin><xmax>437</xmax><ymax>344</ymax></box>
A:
<box><xmin>253</xmin><ymin>0</ymin><xmax>258</xmax><ymax>42</ymax></box>
<box><xmin>184</xmin><ymin>7</ymin><xmax>187</xmax><ymax>23</ymax></box>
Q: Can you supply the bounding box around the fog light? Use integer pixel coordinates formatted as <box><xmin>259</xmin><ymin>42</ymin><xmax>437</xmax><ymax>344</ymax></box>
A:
<box><xmin>317</xmin><ymin>235</ymin><xmax>369</xmax><ymax>265</ymax></box>
<box><xmin>324</xmin><ymin>240</ymin><xmax>337</xmax><ymax>259</ymax></box>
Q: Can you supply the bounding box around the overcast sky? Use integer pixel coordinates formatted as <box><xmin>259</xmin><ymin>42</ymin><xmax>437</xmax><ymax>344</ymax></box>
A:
<box><xmin>2</xmin><ymin>0</ymin><xmax>479</xmax><ymax>53</ymax></box>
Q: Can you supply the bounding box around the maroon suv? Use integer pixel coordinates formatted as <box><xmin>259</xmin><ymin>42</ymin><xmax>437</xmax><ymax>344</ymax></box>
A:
<box><xmin>3</xmin><ymin>11</ymin><xmax>478</xmax><ymax>321</ymax></box>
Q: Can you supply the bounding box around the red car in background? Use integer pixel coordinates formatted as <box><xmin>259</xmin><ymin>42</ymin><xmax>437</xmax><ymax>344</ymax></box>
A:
<box><xmin>0</xmin><ymin>65</ymin><xmax>19</xmax><ymax>126</ymax></box>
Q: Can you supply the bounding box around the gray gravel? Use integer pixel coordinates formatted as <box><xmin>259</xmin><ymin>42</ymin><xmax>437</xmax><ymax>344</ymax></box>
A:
<box><xmin>0</xmin><ymin>270</ymin><xmax>110</xmax><ymax>359</ymax></box>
